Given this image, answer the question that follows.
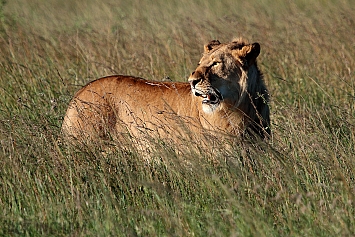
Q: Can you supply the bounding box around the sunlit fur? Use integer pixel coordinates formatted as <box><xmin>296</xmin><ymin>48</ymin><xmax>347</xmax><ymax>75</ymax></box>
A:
<box><xmin>62</xmin><ymin>38</ymin><xmax>270</xmax><ymax>143</ymax></box>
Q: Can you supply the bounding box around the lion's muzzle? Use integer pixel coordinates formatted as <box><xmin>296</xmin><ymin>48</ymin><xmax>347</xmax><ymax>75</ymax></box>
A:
<box><xmin>188</xmin><ymin>76</ymin><xmax>222</xmax><ymax>105</ymax></box>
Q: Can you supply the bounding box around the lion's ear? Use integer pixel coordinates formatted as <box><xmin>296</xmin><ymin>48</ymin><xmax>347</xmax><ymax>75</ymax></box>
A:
<box><xmin>238</xmin><ymin>43</ymin><xmax>260</xmax><ymax>68</ymax></box>
<box><xmin>204</xmin><ymin>40</ymin><xmax>221</xmax><ymax>52</ymax></box>
<box><xmin>233</xmin><ymin>42</ymin><xmax>260</xmax><ymax>68</ymax></box>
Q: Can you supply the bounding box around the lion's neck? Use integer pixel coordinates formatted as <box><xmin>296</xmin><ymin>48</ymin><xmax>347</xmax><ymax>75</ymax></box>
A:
<box><xmin>188</xmin><ymin>96</ymin><xmax>242</xmax><ymax>135</ymax></box>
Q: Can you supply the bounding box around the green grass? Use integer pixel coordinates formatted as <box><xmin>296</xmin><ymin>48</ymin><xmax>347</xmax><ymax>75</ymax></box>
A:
<box><xmin>1</xmin><ymin>0</ymin><xmax>355</xmax><ymax>236</ymax></box>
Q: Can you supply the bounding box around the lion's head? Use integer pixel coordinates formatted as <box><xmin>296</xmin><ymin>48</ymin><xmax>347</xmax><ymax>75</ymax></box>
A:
<box><xmin>188</xmin><ymin>38</ymin><xmax>270</xmax><ymax>138</ymax></box>
<box><xmin>188</xmin><ymin>38</ymin><xmax>261</xmax><ymax>113</ymax></box>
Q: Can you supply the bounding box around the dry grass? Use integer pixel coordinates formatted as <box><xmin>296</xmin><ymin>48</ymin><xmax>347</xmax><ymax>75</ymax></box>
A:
<box><xmin>0</xmin><ymin>0</ymin><xmax>354</xmax><ymax>236</ymax></box>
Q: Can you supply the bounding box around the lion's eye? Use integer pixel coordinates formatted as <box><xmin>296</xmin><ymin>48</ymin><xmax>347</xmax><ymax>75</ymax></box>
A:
<box><xmin>211</xmin><ymin>61</ymin><xmax>221</xmax><ymax>67</ymax></box>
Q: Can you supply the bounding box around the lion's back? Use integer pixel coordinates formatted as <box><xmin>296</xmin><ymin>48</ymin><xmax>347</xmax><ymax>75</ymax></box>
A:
<box><xmin>61</xmin><ymin>75</ymin><xmax>194</xmax><ymax>140</ymax></box>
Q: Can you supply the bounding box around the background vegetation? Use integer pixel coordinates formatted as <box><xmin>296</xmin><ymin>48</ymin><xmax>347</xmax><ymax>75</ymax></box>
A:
<box><xmin>0</xmin><ymin>0</ymin><xmax>354</xmax><ymax>236</ymax></box>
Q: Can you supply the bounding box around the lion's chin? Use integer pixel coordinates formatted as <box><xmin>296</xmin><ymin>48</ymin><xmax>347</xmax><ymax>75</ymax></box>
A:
<box><xmin>201</xmin><ymin>102</ymin><xmax>220</xmax><ymax>114</ymax></box>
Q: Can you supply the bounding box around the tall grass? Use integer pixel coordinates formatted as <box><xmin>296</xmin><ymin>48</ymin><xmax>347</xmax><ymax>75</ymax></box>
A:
<box><xmin>0</xmin><ymin>0</ymin><xmax>354</xmax><ymax>236</ymax></box>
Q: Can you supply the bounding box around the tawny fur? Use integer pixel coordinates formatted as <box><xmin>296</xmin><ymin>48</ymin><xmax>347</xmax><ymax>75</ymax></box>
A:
<box><xmin>62</xmin><ymin>38</ymin><xmax>270</xmax><ymax>143</ymax></box>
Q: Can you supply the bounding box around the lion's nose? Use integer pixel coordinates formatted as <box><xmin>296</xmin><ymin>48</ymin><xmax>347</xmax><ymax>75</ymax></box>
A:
<box><xmin>188</xmin><ymin>77</ymin><xmax>202</xmax><ymax>88</ymax></box>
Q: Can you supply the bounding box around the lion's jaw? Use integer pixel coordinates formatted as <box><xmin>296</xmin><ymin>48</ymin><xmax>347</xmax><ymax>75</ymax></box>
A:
<box><xmin>189</xmin><ymin>80</ymin><xmax>223</xmax><ymax>114</ymax></box>
<box><xmin>189</xmin><ymin>76</ymin><xmax>243</xmax><ymax>114</ymax></box>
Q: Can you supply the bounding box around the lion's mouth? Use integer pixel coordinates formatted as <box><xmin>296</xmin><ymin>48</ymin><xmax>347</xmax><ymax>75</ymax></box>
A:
<box><xmin>194</xmin><ymin>90</ymin><xmax>222</xmax><ymax>105</ymax></box>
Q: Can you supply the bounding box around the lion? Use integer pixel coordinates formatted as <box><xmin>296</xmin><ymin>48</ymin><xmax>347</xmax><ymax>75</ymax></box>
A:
<box><xmin>61</xmin><ymin>38</ymin><xmax>270</xmax><ymax>145</ymax></box>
